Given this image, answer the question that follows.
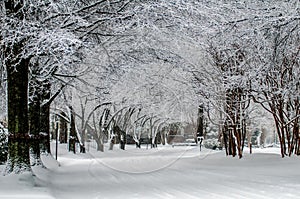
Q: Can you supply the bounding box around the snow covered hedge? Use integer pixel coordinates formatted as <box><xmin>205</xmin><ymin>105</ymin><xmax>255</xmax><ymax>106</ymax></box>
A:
<box><xmin>0</xmin><ymin>123</ymin><xmax>8</xmax><ymax>164</ymax></box>
<box><xmin>203</xmin><ymin>128</ymin><xmax>221</xmax><ymax>150</ymax></box>
<box><xmin>203</xmin><ymin>138</ymin><xmax>220</xmax><ymax>150</ymax></box>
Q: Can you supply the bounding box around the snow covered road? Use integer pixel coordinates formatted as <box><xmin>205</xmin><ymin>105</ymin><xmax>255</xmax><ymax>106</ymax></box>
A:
<box><xmin>1</xmin><ymin>145</ymin><xmax>300</xmax><ymax>199</ymax></box>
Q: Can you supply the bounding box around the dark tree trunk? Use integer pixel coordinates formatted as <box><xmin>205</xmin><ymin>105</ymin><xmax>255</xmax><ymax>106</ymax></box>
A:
<box><xmin>135</xmin><ymin>140</ymin><xmax>141</xmax><ymax>148</ymax></box>
<box><xmin>196</xmin><ymin>105</ymin><xmax>204</xmax><ymax>139</ymax></box>
<box><xmin>28</xmin><ymin>63</ymin><xmax>43</xmax><ymax>166</ymax></box>
<box><xmin>156</xmin><ymin>131</ymin><xmax>161</xmax><ymax>145</ymax></box>
<box><xmin>113</xmin><ymin>125</ymin><xmax>125</xmax><ymax>150</ymax></box>
<box><xmin>5</xmin><ymin>58</ymin><xmax>31</xmax><ymax>174</ymax></box>
<box><xmin>28</xmin><ymin>89</ymin><xmax>42</xmax><ymax>166</ymax></box>
<box><xmin>69</xmin><ymin>106</ymin><xmax>77</xmax><ymax>153</ymax></box>
<box><xmin>160</xmin><ymin>130</ymin><xmax>166</xmax><ymax>145</ymax></box>
<box><xmin>80</xmin><ymin>143</ymin><xmax>86</xmax><ymax>153</ymax></box>
<box><xmin>296</xmin><ymin>135</ymin><xmax>300</xmax><ymax>155</ymax></box>
<box><xmin>109</xmin><ymin>139</ymin><xmax>114</xmax><ymax>150</ymax></box>
<box><xmin>120</xmin><ymin>135</ymin><xmax>125</xmax><ymax>150</ymax></box>
<box><xmin>40</xmin><ymin>104</ymin><xmax>50</xmax><ymax>153</ymax></box>
<box><xmin>3</xmin><ymin>0</ymin><xmax>32</xmax><ymax>175</ymax></box>
<box><xmin>223</xmin><ymin>127</ymin><xmax>229</xmax><ymax>156</ymax></box>
<box><xmin>39</xmin><ymin>81</ymin><xmax>51</xmax><ymax>154</ymax></box>
<box><xmin>28</xmin><ymin>62</ymin><xmax>52</xmax><ymax>158</ymax></box>
<box><xmin>59</xmin><ymin>111</ymin><xmax>68</xmax><ymax>143</ymax></box>
<box><xmin>294</xmin><ymin>120</ymin><xmax>300</xmax><ymax>155</ymax></box>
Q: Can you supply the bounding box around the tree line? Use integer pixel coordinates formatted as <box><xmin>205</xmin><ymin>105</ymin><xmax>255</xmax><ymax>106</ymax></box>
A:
<box><xmin>0</xmin><ymin>0</ymin><xmax>299</xmax><ymax>175</ymax></box>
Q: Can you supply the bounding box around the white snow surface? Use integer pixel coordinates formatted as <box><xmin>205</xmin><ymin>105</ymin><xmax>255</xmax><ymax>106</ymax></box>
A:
<box><xmin>0</xmin><ymin>143</ymin><xmax>300</xmax><ymax>199</ymax></box>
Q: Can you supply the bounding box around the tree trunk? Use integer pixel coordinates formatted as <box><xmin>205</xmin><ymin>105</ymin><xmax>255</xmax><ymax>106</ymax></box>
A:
<box><xmin>109</xmin><ymin>138</ymin><xmax>114</xmax><ymax>150</ymax></box>
<box><xmin>69</xmin><ymin>106</ymin><xmax>76</xmax><ymax>153</ymax></box>
<box><xmin>160</xmin><ymin>131</ymin><xmax>166</xmax><ymax>145</ymax></box>
<box><xmin>120</xmin><ymin>131</ymin><xmax>126</xmax><ymax>150</ymax></box>
<box><xmin>292</xmin><ymin>120</ymin><xmax>299</xmax><ymax>156</ymax></box>
<box><xmin>28</xmin><ymin>92</ymin><xmax>42</xmax><ymax>166</ymax></box>
<box><xmin>135</xmin><ymin>140</ymin><xmax>141</xmax><ymax>148</ymax></box>
<box><xmin>296</xmin><ymin>137</ymin><xmax>300</xmax><ymax>155</ymax></box>
<box><xmin>40</xmin><ymin>104</ymin><xmax>51</xmax><ymax>153</ymax></box>
<box><xmin>5</xmin><ymin>58</ymin><xmax>31</xmax><ymax>174</ymax></box>
<box><xmin>196</xmin><ymin>105</ymin><xmax>204</xmax><ymax>138</ymax></box>
<box><xmin>3</xmin><ymin>0</ymin><xmax>31</xmax><ymax>175</ymax></box>
<box><xmin>59</xmin><ymin>111</ymin><xmax>68</xmax><ymax>143</ymax></box>
<box><xmin>39</xmin><ymin>81</ymin><xmax>51</xmax><ymax>154</ymax></box>
<box><xmin>95</xmin><ymin>139</ymin><xmax>104</xmax><ymax>152</ymax></box>
<box><xmin>28</xmin><ymin>63</ymin><xmax>43</xmax><ymax>166</ymax></box>
<box><xmin>223</xmin><ymin>128</ymin><xmax>229</xmax><ymax>156</ymax></box>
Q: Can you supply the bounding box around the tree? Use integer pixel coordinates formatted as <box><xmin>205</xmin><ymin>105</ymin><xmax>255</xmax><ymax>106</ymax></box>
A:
<box><xmin>59</xmin><ymin>111</ymin><xmax>68</xmax><ymax>144</ymax></box>
<box><xmin>0</xmin><ymin>123</ymin><xmax>8</xmax><ymax>164</ymax></box>
<box><xmin>210</xmin><ymin>0</ymin><xmax>300</xmax><ymax>157</ymax></box>
<box><xmin>250</xmin><ymin>15</ymin><xmax>300</xmax><ymax>156</ymax></box>
<box><xmin>1</xmin><ymin>0</ymin><xmax>144</xmax><ymax>174</ymax></box>
<box><xmin>1</xmin><ymin>0</ymin><xmax>82</xmax><ymax>173</ymax></box>
<box><xmin>77</xmin><ymin>99</ymin><xmax>111</xmax><ymax>152</ymax></box>
<box><xmin>0</xmin><ymin>62</ymin><xmax>6</xmax><ymax>121</ymax></box>
<box><xmin>186</xmin><ymin>0</ymin><xmax>299</xmax><ymax>158</ymax></box>
<box><xmin>1</xmin><ymin>0</ymin><xmax>31</xmax><ymax>173</ymax></box>
<box><xmin>208</xmin><ymin>43</ymin><xmax>250</xmax><ymax>158</ymax></box>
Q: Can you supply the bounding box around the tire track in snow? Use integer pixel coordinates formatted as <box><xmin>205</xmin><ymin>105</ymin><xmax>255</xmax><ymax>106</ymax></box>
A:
<box><xmin>86</xmin><ymin>147</ymin><xmax>215</xmax><ymax>175</ymax></box>
<box><xmin>87</xmin><ymin>152</ymin><xmax>120</xmax><ymax>184</ymax></box>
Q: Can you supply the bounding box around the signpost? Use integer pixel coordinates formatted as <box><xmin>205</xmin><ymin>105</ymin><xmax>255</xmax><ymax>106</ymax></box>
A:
<box><xmin>55</xmin><ymin>121</ymin><xmax>58</xmax><ymax>160</ymax></box>
<box><xmin>197</xmin><ymin>104</ymin><xmax>204</xmax><ymax>152</ymax></box>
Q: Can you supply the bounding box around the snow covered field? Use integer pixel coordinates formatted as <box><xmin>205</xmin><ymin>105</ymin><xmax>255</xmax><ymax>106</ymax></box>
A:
<box><xmin>0</xmin><ymin>143</ymin><xmax>299</xmax><ymax>199</ymax></box>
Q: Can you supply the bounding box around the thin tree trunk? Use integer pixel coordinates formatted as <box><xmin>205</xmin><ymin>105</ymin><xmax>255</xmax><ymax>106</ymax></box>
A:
<box><xmin>296</xmin><ymin>137</ymin><xmax>300</xmax><ymax>155</ymax></box>
<box><xmin>69</xmin><ymin>106</ymin><xmax>77</xmax><ymax>153</ymax></box>
<box><xmin>196</xmin><ymin>105</ymin><xmax>204</xmax><ymax>138</ymax></box>
<box><xmin>59</xmin><ymin>111</ymin><xmax>68</xmax><ymax>143</ymax></box>
<box><xmin>235</xmin><ymin>126</ymin><xmax>243</xmax><ymax>159</ymax></box>
<box><xmin>223</xmin><ymin>127</ymin><xmax>229</xmax><ymax>156</ymax></box>
<box><xmin>161</xmin><ymin>131</ymin><xmax>165</xmax><ymax>145</ymax></box>
<box><xmin>275</xmin><ymin>119</ymin><xmax>285</xmax><ymax>158</ymax></box>
<box><xmin>289</xmin><ymin>127</ymin><xmax>295</xmax><ymax>157</ymax></box>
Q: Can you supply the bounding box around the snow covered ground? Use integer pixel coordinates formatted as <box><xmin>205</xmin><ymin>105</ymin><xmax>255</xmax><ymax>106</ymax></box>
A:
<box><xmin>0</xmin><ymin>143</ymin><xmax>300</xmax><ymax>199</ymax></box>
